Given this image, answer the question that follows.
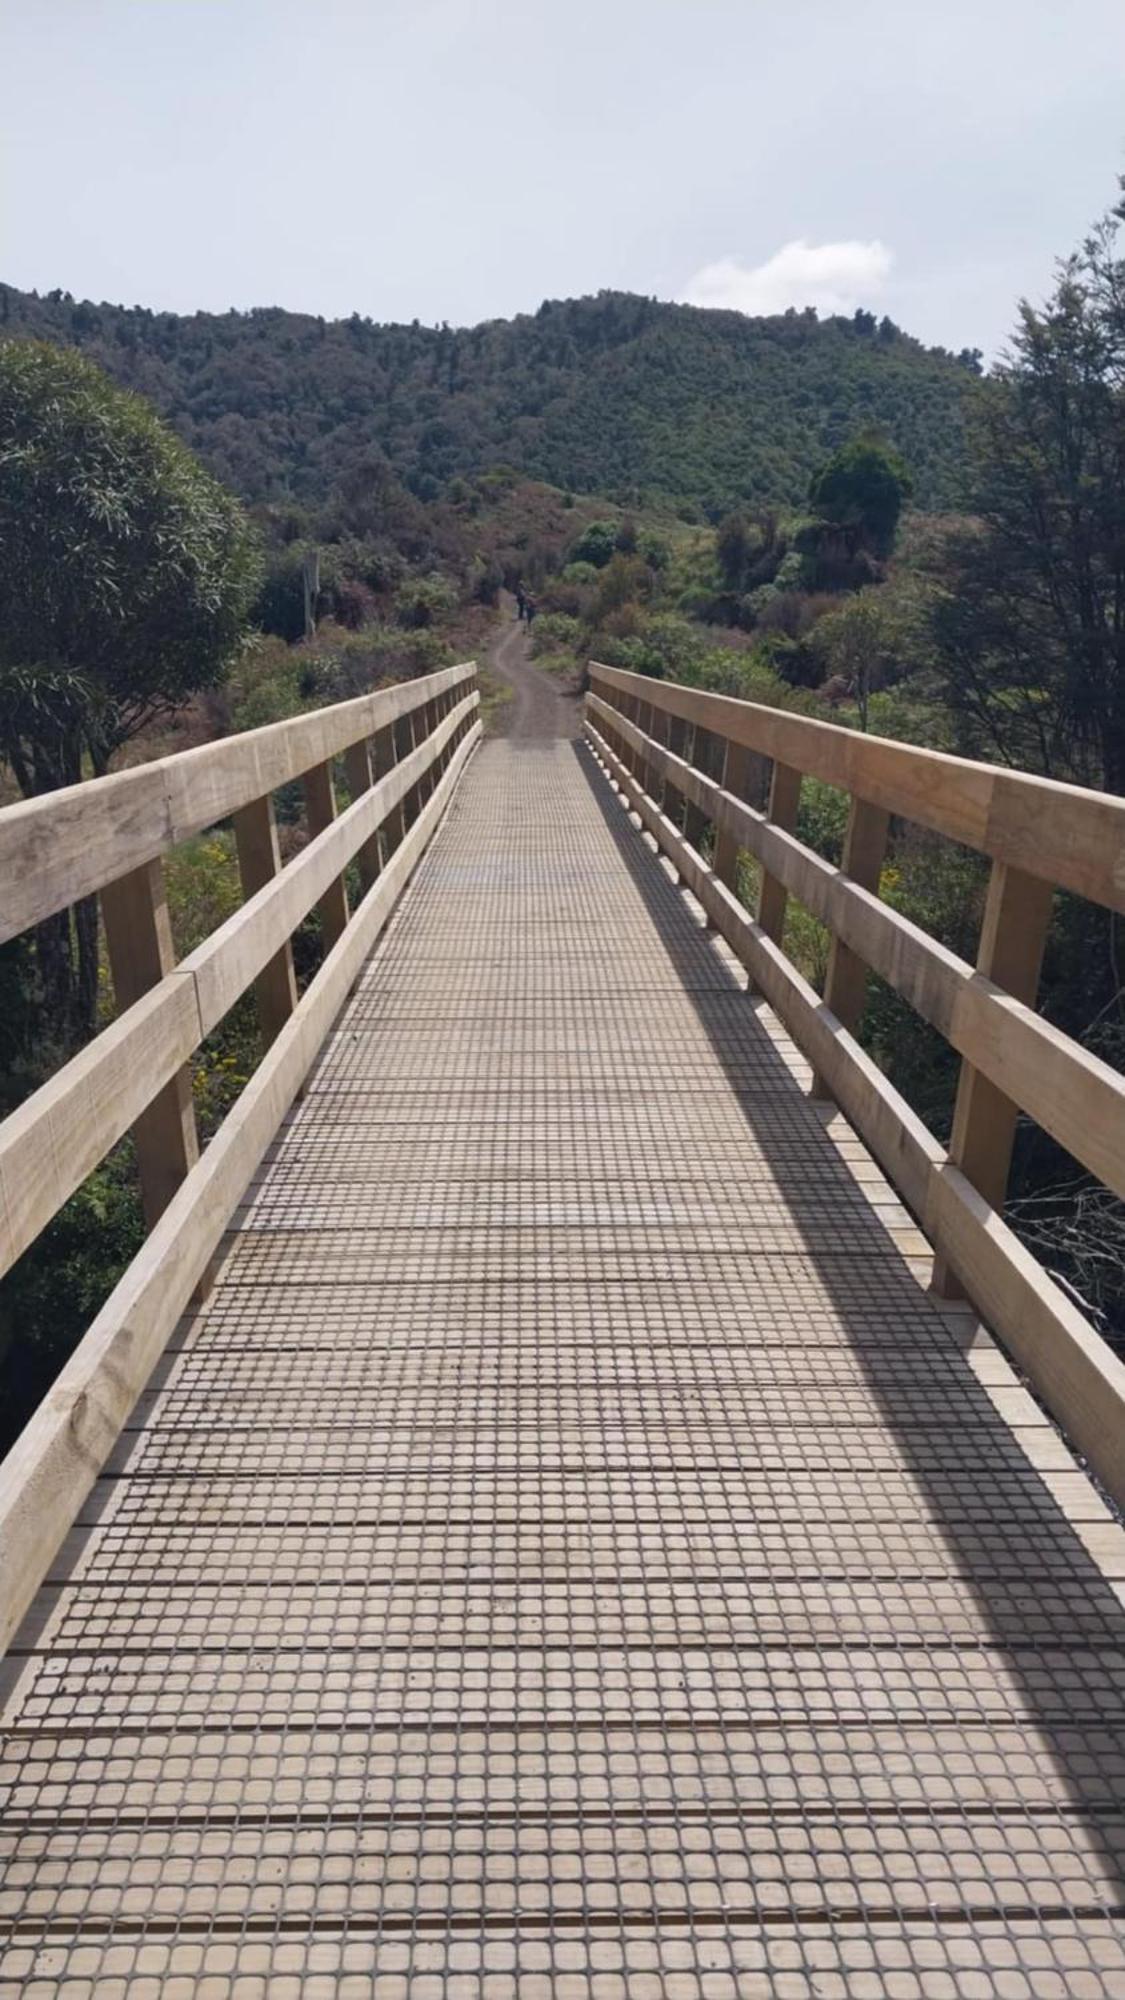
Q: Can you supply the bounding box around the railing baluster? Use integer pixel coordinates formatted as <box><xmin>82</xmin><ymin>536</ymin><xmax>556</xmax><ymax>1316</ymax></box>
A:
<box><xmin>665</xmin><ymin>716</ymin><xmax>689</xmax><ymax>832</ymax></box>
<box><xmin>810</xmin><ymin>796</ymin><xmax>890</xmax><ymax>1101</ymax></box>
<box><xmin>932</xmin><ymin>860</ymin><xmax>1054</xmax><ymax>1296</ymax></box>
<box><xmin>373</xmin><ymin>722</ymin><xmax>405</xmax><ymax>858</ymax></box>
<box><xmin>232</xmin><ymin>794</ymin><xmax>299</xmax><ymax>1048</ymax></box>
<box><xmin>713</xmin><ymin>739</ymin><xmax>754</xmax><ymax>891</ymax></box>
<box><xmin>757</xmin><ymin>760</ymin><xmax>803</xmax><ymax>946</ymax></box>
<box><xmin>101</xmin><ymin>859</ymin><xmax>200</xmax><ymax>1230</ymax></box>
<box><xmin>684</xmin><ymin>725</ymin><xmax>711</xmax><ymax>850</ymax></box>
<box><xmin>303</xmin><ymin>760</ymin><xmax>349</xmax><ymax>950</ymax></box>
<box><xmin>396</xmin><ymin>711</ymin><xmax>422</xmax><ymax>827</ymax></box>
<box><xmin>343</xmin><ymin>738</ymin><xmax>381</xmax><ymax>895</ymax></box>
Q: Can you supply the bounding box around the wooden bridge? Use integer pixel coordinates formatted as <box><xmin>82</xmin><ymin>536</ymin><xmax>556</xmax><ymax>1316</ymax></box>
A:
<box><xmin>2</xmin><ymin>659</ymin><xmax>1125</xmax><ymax>1993</ymax></box>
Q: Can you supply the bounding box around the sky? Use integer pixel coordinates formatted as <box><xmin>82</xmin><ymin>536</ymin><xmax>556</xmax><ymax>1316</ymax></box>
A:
<box><xmin>3</xmin><ymin>0</ymin><xmax>1124</xmax><ymax>361</ymax></box>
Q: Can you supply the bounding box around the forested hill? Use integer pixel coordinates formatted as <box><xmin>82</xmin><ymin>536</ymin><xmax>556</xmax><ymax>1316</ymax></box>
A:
<box><xmin>0</xmin><ymin>284</ymin><xmax>979</xmax><ymax>516</ymax></box>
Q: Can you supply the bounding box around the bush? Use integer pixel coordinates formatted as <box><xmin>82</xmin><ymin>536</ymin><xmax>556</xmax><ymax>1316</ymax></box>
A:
<box><xmin>568</xmin><ymin>520</ymin><xmax>618</xmax><ymax>569</ymax></box>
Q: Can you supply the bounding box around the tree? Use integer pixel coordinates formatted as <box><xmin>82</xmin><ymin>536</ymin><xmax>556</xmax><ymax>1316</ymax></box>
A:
<box><xmin>716</xmin><ymin>513</ymin><xmax>754</xmax><ymax>593</ymax></box>
<box><xmin>0</xmin><ymin>340</ymin><xmax>260</xmax><ymax>1038</ymax></box>
<box><xmin>567</xmin><ymin>520</ymin><xmax>618</xmax><ymax>569</ymax></box>
<box><xmin>929</xmin><ymin>195</ymin><xmax>1125</xmax><ymax>791</ymax></box>
<box><xmin>807</xmin><ymin>592</ymin><xmax>903</xmax><ymax>731</ymax></box>
<box><xmin>808</xmin><ymin>436</ymin><xmax>912</xmax><ymax>559</ymax></box>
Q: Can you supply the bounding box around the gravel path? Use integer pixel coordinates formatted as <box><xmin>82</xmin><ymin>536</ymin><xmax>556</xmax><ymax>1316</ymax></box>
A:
<box><xmin>485</xmin><ymin>602</ymin><xmax>581</xmax><ymax>740</ymax></box>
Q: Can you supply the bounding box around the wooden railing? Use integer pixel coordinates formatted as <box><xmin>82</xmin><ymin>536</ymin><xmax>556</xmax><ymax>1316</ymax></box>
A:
<box><xmin>586</xmin><ymin>662</ymin><xmax>1125</xmax><ymax>1503</ymax></box>
<box><xmin>0</xmin><ymin>663</ymin><xmax>480</xmax><ymax>1648</ymax></box>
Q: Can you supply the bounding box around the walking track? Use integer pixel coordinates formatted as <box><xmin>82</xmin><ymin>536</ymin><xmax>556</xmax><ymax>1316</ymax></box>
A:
<box><xmin>4</xmin><ymin>726</ymin><xmax>1125</xmax><ymax>1993</ymax></box>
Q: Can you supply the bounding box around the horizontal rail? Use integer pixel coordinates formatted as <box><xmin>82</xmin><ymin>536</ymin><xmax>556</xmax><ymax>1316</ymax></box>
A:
<box><xmin>585</xmin><ymin>682</ymin><xmax>1125</xmax><ymax>1511</ymax></box>
<box><xmin>0</xmin><ymin>715</ymin><xmax>481</xmax><ymax>1654</ymax></box>
<box><xmin>589</xmin><ymin>692</ymin><xmax>1125</xmax><ymax>1206</ymax></box>
<box><xmin>591</xmin><ymin>662</ymin><xmax>1125</xmax><ymax>912</ymax></box>
<box><xmin>0</xmin><ymin>661</ymin><xmax>476</xmax><ymax>942</ymax></box>
<box><xmin>0</xmin><ymin>690</ymin><xmax>478</xmax><ymax>1280</ymax></box>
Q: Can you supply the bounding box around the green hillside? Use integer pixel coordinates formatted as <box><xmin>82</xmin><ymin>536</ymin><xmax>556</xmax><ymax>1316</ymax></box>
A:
<box><xmin>0</xmin><ymin>285</ymin><xmax>978</xmax><ymax>516</ymax></box>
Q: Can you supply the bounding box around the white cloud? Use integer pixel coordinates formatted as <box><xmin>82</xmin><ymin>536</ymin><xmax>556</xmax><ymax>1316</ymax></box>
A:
<box><xmin>680</xmin><ymin>238</ymin><xmax>893</xmax><ymax>319</ymax></box>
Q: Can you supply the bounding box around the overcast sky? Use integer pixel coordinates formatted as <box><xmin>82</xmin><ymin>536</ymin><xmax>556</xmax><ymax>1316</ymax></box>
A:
<box><xmin>4</xmin><ymin>0</ymin><xmax>1124</xmax><ymax>360</ymax></box>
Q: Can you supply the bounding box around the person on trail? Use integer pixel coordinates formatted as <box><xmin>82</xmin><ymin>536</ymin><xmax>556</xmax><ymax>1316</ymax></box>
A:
<box><xmin>515</xmin><ymin>585</ymin><xmax>526</xmax><ymax>621</ymax></box>
<box><xmin>524</xmin><ymin>595</ymin><xmax>537</xmax><ymax>626</ymax></box>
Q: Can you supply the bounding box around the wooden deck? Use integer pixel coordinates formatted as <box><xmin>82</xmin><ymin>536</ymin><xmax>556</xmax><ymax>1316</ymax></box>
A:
<box><xmin>4</xmin><ymin>736</ymin><xmax>1125</xmax><ymax>1994</ymax></box>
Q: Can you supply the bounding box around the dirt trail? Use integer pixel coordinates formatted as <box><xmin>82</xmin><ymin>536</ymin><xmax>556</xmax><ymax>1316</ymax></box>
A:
<box><xmin>484</xmin><ymin>601</ymin><xmax>581</xmax><ymax>741</ymax></box>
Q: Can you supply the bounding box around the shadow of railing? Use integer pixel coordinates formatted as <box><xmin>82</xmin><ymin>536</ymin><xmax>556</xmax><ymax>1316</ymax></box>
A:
<box><xmin>576</xmin><ymin>734</ymin><xmax>1125</xmax><ymax>1915</ymax></box>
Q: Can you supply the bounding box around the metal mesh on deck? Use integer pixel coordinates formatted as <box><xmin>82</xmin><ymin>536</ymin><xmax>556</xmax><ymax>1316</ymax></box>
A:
<box><xmin>3</xmin><ymin>738</ymin><xmax>1125</xmax><ymax>1994</ymax></box>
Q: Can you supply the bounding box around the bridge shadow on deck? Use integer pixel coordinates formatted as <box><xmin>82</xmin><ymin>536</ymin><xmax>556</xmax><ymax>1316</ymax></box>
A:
<box><xmin>576</xmin><ymin>734</ymin><xmax>1125</xmax><ymax>1916</ymax></box>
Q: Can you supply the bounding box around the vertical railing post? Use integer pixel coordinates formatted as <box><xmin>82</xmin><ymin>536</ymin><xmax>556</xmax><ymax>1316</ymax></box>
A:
<box><xmin>303</xmin><ymin>760</ymin><xmax>349</xmax><ymax>951</ymax></box>
<box><xmin>665</xmin><ymin>715</ymin><xmax>689</xmax><ymax>832</ymax></box>
<box><xmin>634</xmin><ymin>695</ymin><xmax>655</xmax><ymax>796</ymax></box>
<box><xmin>810</xmin><ymin>796</ymin><xmax>890</xmax><ymax>1100</ymax></box>
<box><xmin>374</xmin><ymin>722</ymin><xmax>405</xmax><ymax>859</ymax></box>
<box><xmin>713</xmin><ymin>738</ymin><xmax>753</xmax><ymax>891</ymax></box>
<box><xmin>233</xmin><ymin>794</ymin><xmax>299</xmax><ymax>1048</ymax></box>
<box><xmin>343</xmin><ymin>737</ymin><xmax>381</xmax><ymax>895</ymax></box>
<box><xmin>756</xmin><ymin>761</ymin><xmax>803</xmax><ymax>946</ymax></box>
<box><xmin>683</xmin><ymin>725</ymin><xmax>711</xmax><ymax>851</ymax></box>
<box><xmin>932</xmin><ymin>860</ymin><xmax>1054</xmax><ymax>1296</ymax></box>
<box><xmin>101</xmin><ymin>859</ymin><xmax>200</xmax><ymax>1230</ymax></box>
<box><xmin>395</xmin><ymin>711</ymin><xmax>422</xmax><ymax>828</ymax></box>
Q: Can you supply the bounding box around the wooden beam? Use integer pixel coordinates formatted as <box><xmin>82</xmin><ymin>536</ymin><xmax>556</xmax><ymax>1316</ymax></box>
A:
<box><xmin>373</xmin><ymin>723</ymin><xmax>405</xmax><ymax>860</ymax></box>
<box><xmin>0</xmin><ymin>693</ymin><xmax>480</xmax><ymax>1283</ymax></box>
<box><xmin>188</xmin><ymin>694</ymin><xmax>477</xmax><ymax>1034</ymax></box>
<box><xmin>0</xmin><ymin>662</ymin><xmax>476</xmax><ymax>945</ymax></box>
<box><xmin>586</xmin><ymin>715</ymin><xmax>1125</xmax><ymax>1513</ymax></box>
<box><xmin>713</xmin><ymin>739</ymin><xmax>754</xmax><ymax>890</ymax></box>
<box><xmin>588</xmin><ymin>661</ymin><xmax>1125</xmax><ymax>913</ymax></box>
<box><xmin>0</xmin><ymin>720</ymin><xmax>482</xmax><ymax>1659</ymax></box>
<box><xmin>683</xmin><ymin>726</ymin><xmax>712</xmax><ymax>851</ymax></box>
<box><xmin>933</xmin><ymin>860</ymin><xmax>1054</xmax><ymax>1296</ymax></box>
<box><xmin>757</xmin><ymin>760</ymin><xmax>802</xmax><ymax>947</ymax></box>
<box><xmin>343</xmin><ymin>738</ymin><xmax>381</xmax><ymax>895</ymax></box>
<box><xmin>810</xmin><ymin>797</ymin><xmax>890</xmax><ymax>1101</ymax></box>
<box><xmin>588</xmin><ymin>690</ymin><xmax>1125</xmax><ymax>1206</ymax></box>
<box><xmin>100</xmin><ymin>860</ymin><xmax>199</xmax><ymax>1231</ymax></box>
<box><xmin>303</xmin><ymin>761</ymin><xmax>349</xmax><ymax>952</ymax></box>
<box><xmin>232</xmin><ymin>794</ymin><xmax>298</xmax><ymax>1048</ymax></box>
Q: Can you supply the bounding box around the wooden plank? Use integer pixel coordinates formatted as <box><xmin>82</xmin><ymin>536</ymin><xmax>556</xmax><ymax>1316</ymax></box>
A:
<box><xmin>713</xmin><ymin>739</ymin><xmax>754</xmax><ymax>889</ymax></box>
<box><xmin>590</xmin><ymin>662</ymin><xmax>1125</xmax><ymax>911</ymax></box>
<box><xmin>232</xmin><ymin>794</ymin><xmax>298</xmax><ymax>1048</ymax></box>
<box><xmin>302</xmin><ymin>760</ymin><xmax>349</xmax><ymax>952</ymax></box>
<box><xmin>343</xmin><ymin>739</ymin><xmax>380</xmax><ymax>894</ymax></box>
<box><xmin>933</xmin><ymin>861</ymin><xmax>1054</xmax><ymax>1296</ymax></box>
<box><xmin>757</xmin><ymin>759</ymin><xmax>803</xmax><ymax>947</ymax></box>
<box><xmin>0</xmin><ymin>664</ymin><xmax>476</xmax><ymax>945</ymax></box>
<box><xmin>0</xmin><ymin>721</ymin><xmax>481</xmax><ymax>1656</ymax></box>
<box><xmin>373</xmin><ymin>722</ymin><xmax>405</xmax><ymax>859</ymax></box>
<box><xmin>100</xmin><ymin>861</ymin><xmax>199</xmax><ymax>1231</ymax></box>
<box><xmin>811</xmin><ymin>797</ymin><xmax>889</xmax><ymax>1100</ymax></box>
<box><xmin>587</xmin><ymin>715</ymin><xmax>1125</xmax><ymax>1510</ymax></box>
<box><xmin>0</xmin><ymin>979</ymin><xmax>200</xmax><ymax>1282</ymax></box>
<box><xmin>683</xmin><ymin>725</ymin><xmax>712</xmax><ymax>850</ymax></box>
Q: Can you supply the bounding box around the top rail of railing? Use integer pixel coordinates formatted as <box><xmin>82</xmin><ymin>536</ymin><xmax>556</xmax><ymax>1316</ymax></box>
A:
<box><xmin>0</xmin><ymin>662</ymin><xmax>476</xmax><ymax>945</ymax></box>
<box><xmin>0</xmin><ymin>663</ymin><xmax>481</xmax><ymax>1653</ymax></box>
<box><xmin>586</xmin><ymin>662</ymin><xmax>1125</xmax><ymax>1512</ymax></box>
<box><xmin>590</xmin><ymin>662</ymin><xmax>1125</xmax><ymax>914</ymax></box>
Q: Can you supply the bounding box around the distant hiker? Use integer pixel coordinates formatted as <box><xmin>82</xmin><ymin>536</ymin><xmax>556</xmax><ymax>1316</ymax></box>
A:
<box><xmin>515</xmin><ymin>585</ymin><xmax>526</xmax><ymax>620</ymax></box>
<box><xmin>524</xmin><ymin>595</ymin><xmax>537</xmax><ymax>626</ymax></box>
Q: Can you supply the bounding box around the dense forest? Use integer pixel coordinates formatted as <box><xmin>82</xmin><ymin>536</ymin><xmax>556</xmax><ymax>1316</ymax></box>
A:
<box><xmin>0</xmin><ymin>283</ymin><xmax>979</xmax><ymax>516</ymax></box>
